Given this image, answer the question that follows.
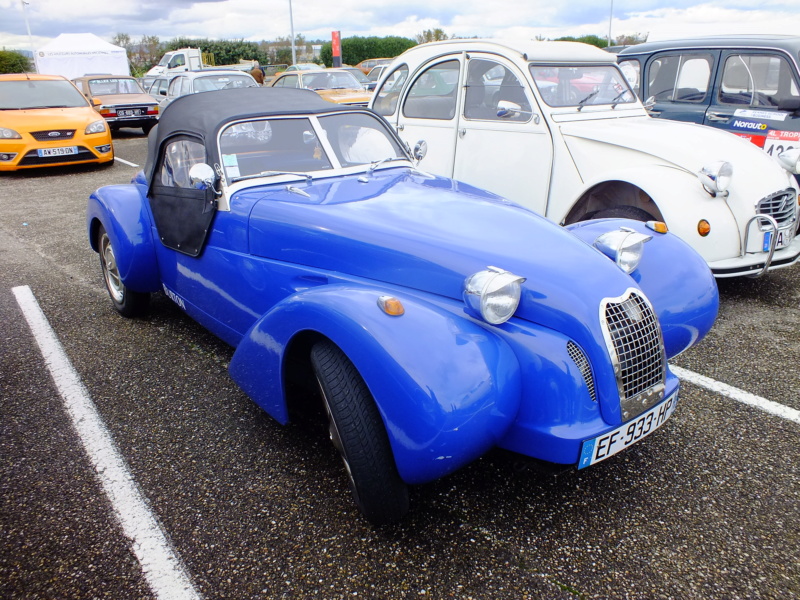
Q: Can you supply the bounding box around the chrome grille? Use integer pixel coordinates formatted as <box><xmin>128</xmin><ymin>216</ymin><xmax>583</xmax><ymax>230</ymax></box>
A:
<box><xmin>601</xmin><ymin>290</ymin><xmax>665</xmax><ymax>421</ymax></box>
<box><xmin>31</xmin><ymin>129</ymin><xmax>76</xmax><ymax>141</ymax></box>
<box><xmin>567</xmin><ymin>341</ymin><xmax>596</xmax><ymax>403</ymax></box>
<box><xmin>757</xmin><ymin>188</ymin><xmax>797</xmax><ymax>228</ymax></box>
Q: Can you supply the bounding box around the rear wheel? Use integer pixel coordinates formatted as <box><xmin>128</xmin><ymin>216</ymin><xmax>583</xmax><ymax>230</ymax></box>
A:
<box><xmin>97</xmin><ymin>225</ymin><xmax>149</xmax><ymax>318</ymax></box>
<box><xmin>310</xmin><ymin>340</ymin><xmax>409</xmax><ymax>525</ymax></box>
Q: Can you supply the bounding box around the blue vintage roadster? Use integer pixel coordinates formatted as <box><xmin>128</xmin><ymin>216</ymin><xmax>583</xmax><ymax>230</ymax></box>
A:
<box><xmin>87</xmin><ymin>87</ymin><xmax>718</xmax><ymax>525</ymax></box>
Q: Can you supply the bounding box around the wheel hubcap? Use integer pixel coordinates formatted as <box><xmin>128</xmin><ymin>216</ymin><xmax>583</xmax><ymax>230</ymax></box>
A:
<box><xmin>100</xmin><ymin>233</ymin><xmax>124</xmax><ymax>303</ymax></box>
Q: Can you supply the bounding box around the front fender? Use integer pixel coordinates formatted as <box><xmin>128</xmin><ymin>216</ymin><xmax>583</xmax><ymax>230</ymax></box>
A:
<box><xmin>87</xmin><ymin>184</ymin><xmax>161</xmax><ymax>293</ymax></box>
<box><xmin>229</xmin><ymin>285</ymin><xmax>522</xmax><ymax>484</ymax></box>
<box><xmin>566</xmin><ymin>219</ymin><xmax>719</xmax><ymax>359</ymax></box>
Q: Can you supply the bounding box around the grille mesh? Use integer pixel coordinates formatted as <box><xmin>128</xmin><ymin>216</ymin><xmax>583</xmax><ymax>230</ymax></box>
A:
<box><xmin>758</xmin><ymin>188</ymin><xmax>797</xmax><ymax>227</ymax></box>
<box><xmin>567</xmin><ymin>341</ymin><xmax>596</xmax><ymax>403</ymax></box>
<box><xmin>603</xmin><ymin>291</ymin><xmax>665</xmax><ymax>419</ymax></box>
<box><xmin>30</xmin><ymin>129</ymin><xmax>76</xmax><ymax>141</ymax></box>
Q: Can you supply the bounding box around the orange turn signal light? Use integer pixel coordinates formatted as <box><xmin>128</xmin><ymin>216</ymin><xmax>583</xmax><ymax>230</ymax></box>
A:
<box><xmin>378</xmin><ymin>295</ymin><xmax>405</xmax><ymax>316</ymax></box>
<box><xmin>646</xmin><ymin>220</ymin><xmax>668</xmax><ymax>234</ymax></box>
<box><xmin>698</xmin><ymin>220</ymin><xmax>711</xmax><ymax>237</ymax></box>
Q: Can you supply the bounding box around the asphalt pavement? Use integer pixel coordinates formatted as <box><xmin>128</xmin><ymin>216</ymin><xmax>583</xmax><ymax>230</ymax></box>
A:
<box><xmin>1</xmin><ymin>130</ymin><xmax>799</xmax><ymax>599</ymax></box>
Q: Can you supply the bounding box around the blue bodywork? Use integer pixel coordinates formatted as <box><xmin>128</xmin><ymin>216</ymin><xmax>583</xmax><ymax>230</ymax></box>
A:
<box><xmin>88</xmin><ymin>166</ymin><xmax>718</xmax><ymax>485</ymax></box>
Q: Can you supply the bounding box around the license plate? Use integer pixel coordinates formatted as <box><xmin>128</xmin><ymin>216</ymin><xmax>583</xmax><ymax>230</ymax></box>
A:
<box><xmin>118</xmin><ymin>109</ymin><xmax>141</xmax><ymax>117</ymax></box>
<box><xmin>578</xmin><ymin>392</ymin><xmax>678</xmax><ymax>469</ymax></box>
<box><xmin>764</xmin><ymin>228</ymin><xmax>793</xmax><ymax>252</ymax></box>
<box><xmin>37</xmin><ymin>146</ymin><xmax>78</xmax><ymax>157</ymax></box>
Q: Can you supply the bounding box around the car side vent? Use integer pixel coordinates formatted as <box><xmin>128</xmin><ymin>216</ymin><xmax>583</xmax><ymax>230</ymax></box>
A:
<box><xmin>567</xmin><ymin>341</ymin><xmax>596</xmax><ymax>403</ymax></box>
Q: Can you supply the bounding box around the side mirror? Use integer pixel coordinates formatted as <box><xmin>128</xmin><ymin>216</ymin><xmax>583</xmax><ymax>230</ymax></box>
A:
<box><xmin>159</xmin><ymin>89</ymin><xmax>167</xmax><ymax>96</ymax></box>
<box><xmin>643</xmin><ymin>96</ymin><xmax>656</xmax><ymax>111</ymax></box>
<box><xmin>496</xmin><ymin>100</ymin><xmax>539</xmax><ymax>123</ymax></box>
<box><xmin>189</xmin><ymin>163</ymin><xmax>217</xmax><ymax>191</ymax></box>
<box><xmin>91</xmin><ymin>97</ymin><xmax>101</xmax><ymax>107</ymax></box>
<box><xmin>413</xmin><ymin>140</ymin><xmax>428</xmax><ymax>161</ymax></box>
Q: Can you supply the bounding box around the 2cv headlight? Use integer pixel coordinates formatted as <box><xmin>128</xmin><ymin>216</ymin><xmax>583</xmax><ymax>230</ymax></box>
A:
<box><xmin>777</xmin><ymin>148</ymin><xmax>800</xmax><ymax>174</ymax></box>
<box><xmin>697</xmin><ymin>161</ymin><xmax>733</xmax><ymax>196</ymax></box>
<box><xmin>464</xmin><ymin>267</ymin><xmax>526</xmax><ymax>325</ymax></box>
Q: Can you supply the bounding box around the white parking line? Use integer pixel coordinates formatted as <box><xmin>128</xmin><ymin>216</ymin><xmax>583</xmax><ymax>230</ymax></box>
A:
<box><xmin>114</xmin><ymin>157</ymin><xmax>139</xmax><ymax>167</ymax></box>
<box><xmin>12</xmin><ymin>285</ymin><xmax>201</xmax><ymax>600</ymax></box>
<box><xmin>672</xmin><ymin>365</ymin><xmax>800</xmax><ymax>425</ymax></box>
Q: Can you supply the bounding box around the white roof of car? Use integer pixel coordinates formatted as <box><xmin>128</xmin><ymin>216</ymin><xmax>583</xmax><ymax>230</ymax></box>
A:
<box><xmin>400</xmin><ymin>39</ymin><xmax>614</xmax><ymax>64</ymax></box>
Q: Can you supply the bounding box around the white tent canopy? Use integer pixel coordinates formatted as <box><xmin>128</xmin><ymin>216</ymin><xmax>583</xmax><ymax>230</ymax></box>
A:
<box><xmin>35</xmin><ymin>33</ymin><xmax>130</xmax><ymax>79</ymax></box>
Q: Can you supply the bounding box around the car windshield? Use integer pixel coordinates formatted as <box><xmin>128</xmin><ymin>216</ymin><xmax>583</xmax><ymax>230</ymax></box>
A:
<box><xmin>0</xmin><ymin>79</ymin><xmax>88</xmax><ymax>109</ymax></box>
<box><xmin>303</xmin><ymin>71</ymin><xmax>362</xmax><ymax>90</ymax></box>
<box><xmin>346</xmin><ymin>69</ymin><xmax>370</xmax><ymax>84</ymax></box>
<box><xmin>530</xmin><ymin>65</ymin><xmax>636</xmax><ymax>108</ymax></box>
<box><xmin>88</xmin><ymin>78</ymin><xmax>146</xmax><ymax>95</ymax></box>
<box><xmin>218</xmin><ymin>112</ymin><xmax>406</xmax><ymax>181</ymax></box>
<box><xmin>194</xmin><ymin>74</ymin><xmax>256</xmax><ymax>92</ymax></box>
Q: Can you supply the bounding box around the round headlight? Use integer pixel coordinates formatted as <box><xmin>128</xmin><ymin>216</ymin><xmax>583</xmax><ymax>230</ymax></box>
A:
<box><xmin>463</xmin><ymin>267</ymin><xmax>526</xmax><ymax>325</ymax></box>
<box><xmin>85</xmin><ymin>120</ymin><xmax>107</xmax><ymax>135</ymax></box>
<box><xmin>777</xmin><ymin>148</ymin><xmax>800</xmax><ymax>175</ymax></box>
<box><xmin>698</xmin><ymin>161</ymin><xmax>733</xmax><ymax>195</ymax></box>
<box><xmin>594</xmin><ymin>228</ymin><xmax>653</xmax><ymax>274</ymax></box>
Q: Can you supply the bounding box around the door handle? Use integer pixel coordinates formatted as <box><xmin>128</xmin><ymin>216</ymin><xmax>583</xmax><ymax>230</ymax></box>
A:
<box><xmin>459</xmin><ymin>128</ymin><xmax>466</xmax><ymax>138</ymax></box>
<box><xmin>707</xmin><ymin>112</ymin><xmax>731</xmax><ymax>122</ymax></box>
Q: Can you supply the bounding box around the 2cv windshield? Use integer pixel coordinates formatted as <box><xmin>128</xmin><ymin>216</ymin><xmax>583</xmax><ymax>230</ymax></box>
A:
<box><xmin>219</xmin><ymin>112</ymin><xmax>406</xmax><ymax>180</ymax></box>
<box><xmin>530</xmin><ymin>64</ymin><xmax>636</xmax><ymax>108</ymax></box>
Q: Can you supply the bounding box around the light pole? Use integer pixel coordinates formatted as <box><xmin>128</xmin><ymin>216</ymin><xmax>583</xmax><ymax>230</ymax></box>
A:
<box><xmin>607</xmin><ymin>0</ymin><xmax>614</xmax><ymax>48</ymax></box>
<box><xmin>289</xmin><ymin>0</ymin><xmax>297</xmax><ymax>65</ymax></box>
<box><xmin>21</xmin><ymin>0</ymin><xmax>35</xmax><ymax>57</ymax></box>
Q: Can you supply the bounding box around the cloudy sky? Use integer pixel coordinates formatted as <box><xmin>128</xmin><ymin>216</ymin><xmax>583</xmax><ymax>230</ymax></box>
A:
<box><xmin>1</xmin><ymin>0</ymin><xmax>799</xmax><ymax>53</ymax></box>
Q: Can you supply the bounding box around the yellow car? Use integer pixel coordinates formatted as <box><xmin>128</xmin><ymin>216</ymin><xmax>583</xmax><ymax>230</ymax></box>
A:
<box><xmin>0</xmin><ymin>73</ymin><xmax>114</xmax><ymax>171</ymax></box>
<box><xmin>270</xmin><ymin>69</ymin><xmax>372</xmax><ymax>106</ymax></box>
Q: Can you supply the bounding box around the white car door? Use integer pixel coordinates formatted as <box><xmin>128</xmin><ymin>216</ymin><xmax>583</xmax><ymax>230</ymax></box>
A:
<box><xmin>453</xmin><ymin>55</ymin><xmax>553</xmax><ymax>214</ymax></box>
<box><xmin>393</xmin><ymin>58</ymin><xmax>463</xmax><ymax>177</ymax></box>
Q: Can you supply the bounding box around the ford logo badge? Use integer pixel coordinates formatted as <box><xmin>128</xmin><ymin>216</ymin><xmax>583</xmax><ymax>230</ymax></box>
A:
<box><xmin>48</xmin><ymin>131</ymin><xmax>61</xmax><ymax>137</ymax></box>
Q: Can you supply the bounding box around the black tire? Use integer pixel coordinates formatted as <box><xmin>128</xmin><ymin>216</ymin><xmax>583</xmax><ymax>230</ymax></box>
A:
<box><xmin>310</xmin><ymin>340</ymin><xmax>409</xmax><ymax>525</ymax></box>
<box><xmin>142</xmin><ymin>122</ymin><xmax>155</xmax><ymax>135</ymax></box>
<box><xmin>593</xmin><ymin>205</ymin><xmax>655</xmax><ymax>222</ymax></box>
<box><xmin>97</xmin><ymin>225</ymin><xmax>150</xmax><ymax>318</ymax></box>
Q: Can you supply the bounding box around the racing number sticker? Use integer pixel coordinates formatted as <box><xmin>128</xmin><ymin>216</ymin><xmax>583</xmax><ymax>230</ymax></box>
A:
<box><xmin>764</xmin><ymin>130</ymin><xmax>800</xmax><ymax>157</ymax></box>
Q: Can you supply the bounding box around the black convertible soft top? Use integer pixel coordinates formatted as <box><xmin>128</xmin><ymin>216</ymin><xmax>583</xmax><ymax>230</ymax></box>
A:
<box><xmin>145</xmin><ymin>87</ymin><xmax>353</xmax><ymax>183</ymax></box>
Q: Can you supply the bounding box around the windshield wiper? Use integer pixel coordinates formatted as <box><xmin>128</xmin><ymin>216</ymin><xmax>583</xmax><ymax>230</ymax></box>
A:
<box><xmin>230</xmin><ymin>170</ymin><xmax>313</xmax><ymax>184</ymax></box>
<box><xmin>610</xmin><ymin>89</ymin><xmax>631</xmax><ymax>108</ymax></box>
<box><xmin>576</xmin><ymin>90</ymin><xmax>599</xmax><ymax>111</ymax></box>
<box><xmin>27</xmin><ymin>105</ymin><xmax>71</xmax><ymax>109</ymax></box>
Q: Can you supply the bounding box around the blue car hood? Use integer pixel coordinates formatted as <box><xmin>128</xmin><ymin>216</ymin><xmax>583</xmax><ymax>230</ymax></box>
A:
<box><xmin>245</xmin><ymin>169</ymin><xmax>636</xmax><ymax>334</ymax></box>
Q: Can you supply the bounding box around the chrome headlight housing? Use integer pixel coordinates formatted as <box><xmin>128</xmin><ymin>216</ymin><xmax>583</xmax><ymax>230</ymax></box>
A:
<box><xmin>698</xmin><ymin>161</ymin><xmax>733</xmax><ymax>196</ymax></box>
<box><xmin>777</xmin><ymin>148</ymin><xmax>800</xmax><ymax>175</ymax></box>
<box><xmin>85</xmin><ymin>120</ymin><xmax>107</xmax><ymax>135</ymax></box>
<box><xmin>594</xmin><ymin>227</ymin><xmax>652</xmax><ymax>273</ymax></box>
<box><xmin>0</xmin><ymin>127</ymin><xmax>22</xmax><ymax>139</ymax></box>
<box><xmin>463</xmin><ymin>267</ymin><xmax>526</xmax><ymax>325</ymax></box>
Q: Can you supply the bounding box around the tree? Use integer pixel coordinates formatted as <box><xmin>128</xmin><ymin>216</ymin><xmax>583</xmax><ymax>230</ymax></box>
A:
<box><xmin>0</xmin><ymin>50</ymin><xmax>32</xmax><ymax>73</ymax></box>
<box><xmin>319</xmin><ymin>36</ymin><xmax>416</xmax><ymax>68</ymax></box>
<box><xmin>415</xmin><ymin>29</ymin><xmax>449</xmax><ymax>44</ymax></box>
<box><xmin>554</xmin><ymin>34</ymin><xmax>609</xmax><ymax>49</ymax></box>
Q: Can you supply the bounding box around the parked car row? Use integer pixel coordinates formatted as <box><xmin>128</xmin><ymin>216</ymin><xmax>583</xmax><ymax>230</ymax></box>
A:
<box><xmin>8</xmin><ymin>35</ymin><xmax>800</xmax><ymax>526</ymax></box>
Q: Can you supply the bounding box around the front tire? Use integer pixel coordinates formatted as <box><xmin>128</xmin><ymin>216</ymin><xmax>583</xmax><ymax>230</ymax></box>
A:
<box><xmin>97</xmin><ymin>225</ymin><xmax>149</xmax><ymax>318</ymax></box>
<box><xmin>310</xmin><ymin>340</ymin><xmax>409</xmax><ymax>525</ymax></box>
<box><xmin>593</xmin><ymin>205</ymin><xmax>655</xmax><ymax>221</ymax></box>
